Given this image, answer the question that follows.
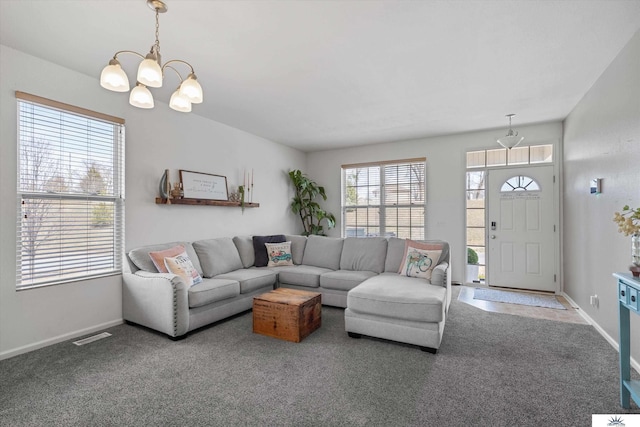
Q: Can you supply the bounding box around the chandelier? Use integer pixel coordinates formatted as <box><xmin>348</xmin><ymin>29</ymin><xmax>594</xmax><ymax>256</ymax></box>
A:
<box><xmin>99</xmin><ymin>0</ymin><xmax>203</xmax><ymax>112</ymax></box>
<box><xmin>496</xmin><ymin>114</ymin><xmax>524</xmax><ymax>149</ymax></box>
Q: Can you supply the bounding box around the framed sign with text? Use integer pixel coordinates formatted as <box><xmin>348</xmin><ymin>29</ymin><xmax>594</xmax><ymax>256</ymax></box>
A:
<box><xmin>179</xmin><ymin>170</ymin><xmax>229</xmax><ymax>201</ymax></box>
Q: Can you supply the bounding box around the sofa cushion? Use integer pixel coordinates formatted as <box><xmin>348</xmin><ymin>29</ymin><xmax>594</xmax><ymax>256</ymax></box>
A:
<box><xmin>252</xmin><ymin>235</ymin><xmax>286</xmax><ymax>267</ymax></box>
<box><xmin>340</xmin><ymin>237</ymin><xmax>387</xmax><ymax>273</ymax></box>
<box><xmin>265</xmin><ymin>241</ymin><xmax>294</xmax><ymax>266</ymax></box>
<box><xmin>320</xmin><ymin>270</ymin><xmax>377</xmax><ymax>292</ymax></box>
<box><xmin>215</xmin><ymin>269</ymin><xmax>276</xmax><ymax>294</ymax></box>
<box><xmin>384</xmin><ymin>238</ymin><xmax>407</xmax><ymax>273</ymax></box>
<box><xmin>149</xmin><ymin>244</ymin><xmax>186</xmax><ymax>273</ymax></box>
<box><xmin>277</xmin><ymin>265</ymin><xmax>333</xmax><ymax>288</ymax></box>
<box><xmin>233</xmin><ymin>235</ymin><xmax>255</xmax><ymax>268</ymax></box>
<box><xmin>164</xmin><ymin>252</ymin><xmax>203</xmax><ymax>286</ymax></box>
<box><xmin>347</xmin><ymin>274</ymin><xmax>445</xmax><ymax>323</ymax></box>
<box><xmin>285</xmin><ymin>234</ymin><xmax>307</xmax><ymax>265</ymax></box>
<box><xmin>188</xmin><ymin>278</ymin><xmax>240</xmax><ymax>308</ymax></box>
<box><xmin>193</xmin><ymin>238</ymin><xmax>244</xmax><ymax>278</ymax></box>
<box><xmin>128</xmin><ymin>242</ymin><xmax>203</xmax><ymax>275</ymax></box>
<box><xmin>301</xmin><ymin>235</ymin><xmax>344</xmax><ymax>270</ymax></box>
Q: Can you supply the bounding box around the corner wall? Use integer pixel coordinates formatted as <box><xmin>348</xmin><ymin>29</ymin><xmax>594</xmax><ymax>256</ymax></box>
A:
<box><xmin>306</xmin><ymin>122</ymin><xmax>563</xmax><ymax>284</ymax></box>
<box><xmin>563</xmin><ymin>29</ymin><xmax>640</xmax><ymax>363</ymax></box>
<box><xmin>0</xmin><ymin>45</ymin><xmax>306</xmax><ymax>359</ymax></box>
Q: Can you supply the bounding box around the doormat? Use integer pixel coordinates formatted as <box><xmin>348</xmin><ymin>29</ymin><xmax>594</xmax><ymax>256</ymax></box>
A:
<box><xmin>473</xmin><ymin>288</ymin><xmax>566</xmax><ymax>310</ymax></box>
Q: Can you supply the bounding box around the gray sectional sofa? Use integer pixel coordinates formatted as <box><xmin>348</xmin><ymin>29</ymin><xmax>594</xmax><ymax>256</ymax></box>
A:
<box><xmin>123</xmin><ymin>234</ymin><xmax>451</xmax><ymax>352</ymax></box>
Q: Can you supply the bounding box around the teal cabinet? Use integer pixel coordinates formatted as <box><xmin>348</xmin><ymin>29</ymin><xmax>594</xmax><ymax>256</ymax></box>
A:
<box><xmin>614</xmin><ymin>272</ymin><xmax>640</xmax><ymax>409</ymax></box>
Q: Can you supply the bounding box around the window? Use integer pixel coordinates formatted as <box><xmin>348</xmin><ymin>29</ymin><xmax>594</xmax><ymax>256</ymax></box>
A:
<box><xmin>466</xmin><ymin>144</ymin><xmax>553</xmax><ymax>168</ymax></box>
<box><xmin>466</xmin><ymin>170</ymin><xmax>485</xmax><ymax>282</ymax></box>
<box><xmin>500</xmin><ymin>176</ymin><xmax>540</xmax><ymax>192</ymax></box>
<box><xmin>342</xmin><ymin>158</ymin><xmax>425</xmax><ymax>239</ymax></box>
<box><xmin>16</xmin><ymin>92</ymin><xmax>125</xmax><ymax>289</ymax></box>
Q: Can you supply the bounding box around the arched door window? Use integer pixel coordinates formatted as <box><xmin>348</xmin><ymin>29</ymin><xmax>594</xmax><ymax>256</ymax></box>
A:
<box><xmin>500</xmin><ymin>175</ymin><xmax>540</xmax><ymax>192</ymax></box>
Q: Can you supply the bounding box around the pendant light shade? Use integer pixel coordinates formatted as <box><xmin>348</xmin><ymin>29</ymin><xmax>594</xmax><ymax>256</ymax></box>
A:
<box><xmin>169</xmin><ymin>88</ymin><xmax>192</xmax><ymax>112</ymax></box>
<box><xmin>129</xmin><ymin>83</ymin><xmax>154</xmax><ymax>109</ymax></box>
<box><xmin>137</xmin><ymin>54</ymin><xmax>163</xmax><ymax>88</ymax></box>
<box><xmin>179</xmin><ymin>73</ymin><xmax>203</xmax><ymax>103</ymax></box>
<box><xmin>496</xmin><ymin>114</ymin><xmax>524</xmax><ymax>149</ymax></box>
<box><xmin>100</xmin><ymin>0</ymin><xmax>203</xmax><ymax>112</ymax></box>
<box><xmin>100</xmin><ymin>60</ymin><xmax>129</xmax><ymax>92</ymax></box>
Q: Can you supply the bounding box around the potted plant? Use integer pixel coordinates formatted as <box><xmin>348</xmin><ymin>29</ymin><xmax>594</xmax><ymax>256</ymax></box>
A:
<box><xmin>466</xmin><ymin>247</ymin><xmax>480</xmax><ymax>284</ymax></box>
<box><xmin>288</xmin><ymin>170</ymin><xmax>336</xmax><ymax>236</ymax></box>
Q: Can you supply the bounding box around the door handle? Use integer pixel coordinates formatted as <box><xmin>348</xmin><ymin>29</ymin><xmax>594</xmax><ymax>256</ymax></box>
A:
<box><xmin>490</xmin><ymin>235</ymin><xmax>496</xmax><ymax>239</ymax></box>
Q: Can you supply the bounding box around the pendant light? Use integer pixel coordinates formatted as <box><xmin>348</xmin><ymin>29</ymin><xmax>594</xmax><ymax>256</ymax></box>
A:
<box><xmin>99</xmin><ymin>0</ymin><xmax>203</xmax><ymax>112</ymax></box>
<box><xmin>496</xmin><ymin>114</ymin><xmax>524</xmax><ymax>149</ymax></box>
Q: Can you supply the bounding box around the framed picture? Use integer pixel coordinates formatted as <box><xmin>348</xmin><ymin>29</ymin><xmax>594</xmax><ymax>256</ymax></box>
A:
<box><xmin>179</xmin><ymin>170</ymin><xmax>229</xmax><ymax>201</ymax></box>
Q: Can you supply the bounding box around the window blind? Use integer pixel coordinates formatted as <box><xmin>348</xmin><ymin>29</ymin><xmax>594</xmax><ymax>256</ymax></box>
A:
<box><xmin>342</xmin><ymin>159</ymin><xmax>425</xmax><ymax>239</ymax></box>
<box><xmin>16</xmin><ymin>93</ymin><xmax>125</xmax><ymax>289</ymax></box>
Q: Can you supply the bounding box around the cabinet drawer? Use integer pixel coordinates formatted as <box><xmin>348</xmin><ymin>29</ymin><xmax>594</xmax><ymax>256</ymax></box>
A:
<box><xmin>628</xmin><ymin>286</ymin><xmax>638</xmax><ymax>312</ymax></box>
<box><xmin>619</xmin><ymin>281</ymin><xmax>628</xmax><ymax>304</ymax></box>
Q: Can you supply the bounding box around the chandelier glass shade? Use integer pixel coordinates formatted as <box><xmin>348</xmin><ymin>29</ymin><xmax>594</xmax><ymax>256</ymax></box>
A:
<box><xmin>496</xmin><ymin>114</ymin><xmax>524</xmax><ymax>149</ymax></box>
<box><xmin>99</xmin><ymin>0</ymin><xmax>203</xmax><ymax>112</ymax></box>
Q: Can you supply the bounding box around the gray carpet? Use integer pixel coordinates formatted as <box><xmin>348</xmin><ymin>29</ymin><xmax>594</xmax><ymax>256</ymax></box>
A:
<box><xmin>1</xmin><ymin>286</ymin><xmax>638</xmax><ymax>426</ymax></box>
<box><xmin>474</xmin><ymin>287</ymin><xmax>567</xmax><ymax>310</ymax></box>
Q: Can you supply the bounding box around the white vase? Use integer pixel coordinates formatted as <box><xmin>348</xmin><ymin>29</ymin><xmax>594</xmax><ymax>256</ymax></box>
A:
<box><xmin>632</xmin><ymin>233</ymin><xmax>640</xmax><ymax>267</ymax></box>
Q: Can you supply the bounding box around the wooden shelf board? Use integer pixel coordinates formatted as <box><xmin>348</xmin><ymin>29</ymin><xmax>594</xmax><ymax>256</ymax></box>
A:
<box><xmin>155</xmin><ymin>197</ymin><xmax>259</xmax><ymax>208</ymax></box>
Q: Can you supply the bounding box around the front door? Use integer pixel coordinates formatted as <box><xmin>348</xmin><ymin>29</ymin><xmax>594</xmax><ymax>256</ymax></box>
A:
<box><xmin>487</xmin><ymin>166</ymin><xmax>556</xmax><ymax>292</ymax></box>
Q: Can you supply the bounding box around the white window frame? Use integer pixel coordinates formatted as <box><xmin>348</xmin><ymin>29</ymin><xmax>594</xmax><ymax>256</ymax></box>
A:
<box><xmin>16</xmin><ymin>92</ymin><xmax>125</xmax><ymax>290</ymax></box>
<box><xmin>341</xmin><ymin>158</ymin><xmax>426</xmax><ymax>239</ymax></box>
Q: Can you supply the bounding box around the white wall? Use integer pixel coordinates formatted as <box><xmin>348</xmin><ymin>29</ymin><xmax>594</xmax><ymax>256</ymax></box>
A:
<box><xmin>306</xmin><ymin>122</ymin><xmax>563</xmax><ymax>284</ymax></box>
<box><xmin>0</xmin><ymin>45</ymin><xmax>306</xmax><ymax>359</ymax></box>
<box><xmin>563</xmin><ymin>29</ymin><xmax>640</xmax><ymax>363</ymax></box>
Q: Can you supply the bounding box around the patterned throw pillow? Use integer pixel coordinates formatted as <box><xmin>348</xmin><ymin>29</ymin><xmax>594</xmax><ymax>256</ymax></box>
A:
<box><xmin>398</xmin><ymin>245</ymin><xmax>442</xmax><ymax>281</ymax></box>
<box><xmin>164</xmin><ymin>252</ymin><xmax>203</xmax><ymax>286</ymax></box>
<box><xmin>399</xmin><ymin>247</ymin><xmax>442</xmax><ymax>280</ymax></box>
<box><xmin>149</xmin><ymin>244</ymin><xmax>186</xmax><ymax>273</ymax></box>
<box><xmin>265</xmin><ymin>241</ymin><xmax>294</xmax><ymax>267</ymax></box>
<box><xmin>253</xmin><ymin>235</ymin><xmax>286</xmax><ymax>267</ymax></box>
<box><xmin>397</xmin><ymin>240</ymin><xmax>443</xmax><ymax>274</ymax></box>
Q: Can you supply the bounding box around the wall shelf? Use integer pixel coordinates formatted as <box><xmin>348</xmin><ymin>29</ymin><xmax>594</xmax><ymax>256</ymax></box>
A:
<box><xmin>155</xmin><ymin>197</ymin><xmax>259</xmax><ymax>208</ymax></box>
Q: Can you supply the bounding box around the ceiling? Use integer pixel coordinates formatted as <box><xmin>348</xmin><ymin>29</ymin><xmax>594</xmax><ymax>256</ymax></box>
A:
<box><xmin>1</xmin><ymin>0</ymin><xmax>639</xmax><ymax>152</ymax></box>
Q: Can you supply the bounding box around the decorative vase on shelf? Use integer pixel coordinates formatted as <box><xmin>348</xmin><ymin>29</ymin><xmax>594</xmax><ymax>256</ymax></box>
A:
<box><xmin>632</xmin><ymin>233</ymin><xmax>640</xmax><ymax>267</ymax></box>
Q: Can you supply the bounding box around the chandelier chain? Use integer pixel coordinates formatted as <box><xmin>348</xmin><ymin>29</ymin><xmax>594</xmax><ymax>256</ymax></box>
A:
<box><xmin>155</xmin><ymin>9</ymin><xmax>161</xmax><ymax>55</ymax></box>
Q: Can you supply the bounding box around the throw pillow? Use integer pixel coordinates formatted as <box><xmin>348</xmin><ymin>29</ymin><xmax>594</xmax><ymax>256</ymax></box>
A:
<box><xmin>265</xmin><ymin>241</ymin><xmax>294</xmax><ymax>267</ymax></box>
<box><xmin>252</xmin><ymin>235</ymin><xmax>286</xmax><ymax>267</ymax></box>
<box><xmin>397</xmin><ymin>240</ymin><xmax>443</xmax><ymax>274</ymax></box>
<box><xmin>149</xmin><ymin>244</ymin><xmax>186</xmax><ymax>273</ymax></box>
<box><xmin>164</xmin><ymin>253</ymin><xmax>203</xmax><ymax>286</ymax></box>
<box><xmin>399</xmin><ymin>247</ymin><xmax>442</xmax><ymax>281</ymax></box>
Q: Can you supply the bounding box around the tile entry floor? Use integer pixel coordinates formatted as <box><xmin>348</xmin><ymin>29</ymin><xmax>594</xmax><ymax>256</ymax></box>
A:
<box><xmin>458</xmin><ymin>285</ymin><xmax>589</xmax><ymax>325</ymax></box>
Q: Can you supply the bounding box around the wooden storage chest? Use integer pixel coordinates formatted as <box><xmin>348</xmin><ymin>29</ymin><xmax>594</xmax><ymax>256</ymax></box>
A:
<box><xmin>253</xmin><ymin>288</ymin><xmax>321</xmax><ymax>343</ymax></box>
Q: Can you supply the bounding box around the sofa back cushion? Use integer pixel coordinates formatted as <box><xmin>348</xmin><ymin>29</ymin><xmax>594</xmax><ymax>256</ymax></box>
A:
<box><xmin>252</xmin><ymin>235</ymin><xmax>286</xmax><ymax>267</ymax></box>
<box><xmin>340</xmin><ymin>237</ymin><xmax>387</xmax><ymax>273</ymax></box>
<box><xmin>128</xmin><ymin>242</ymin><xmax>203</xmax><ymax>275</ymax></box>
<box><xmin>384</xmin><ymin>238</ymin><xmax>449</xmax><ymax>272</ymax></box>
<box><xmin>301</xmin><ymin>235</ymin><xmax>344</xmax><ymax>270</ymax></box>
<box><xmin>193</xmin><ymin>237</ymin><xmax>244</xmax><ymax>278</ymax></box>
<box><xmin>285</xmin><ymin>234</ymin><xmax>307</xmax><ymax>265</ymax></box>
<box><xmin>233</xmin><ymin>235</ymin><xmax>255</xmax><ymax>268</ymax></box>
<box><xmin>384</xmin><ymin>238</ymin><xmax>407</xmax><ymax>273</ymax></box>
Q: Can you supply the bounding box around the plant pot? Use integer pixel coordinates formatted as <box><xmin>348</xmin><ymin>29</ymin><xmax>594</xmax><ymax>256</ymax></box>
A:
<box><xmin>466</xmin><ymin>264</ymin><xmax>479</xmax><ymax>284</ymax></box>
<box><xmin>632</xmin><ymin>233</ymin><xmax>640</xmax><ymax>267</ymax></box>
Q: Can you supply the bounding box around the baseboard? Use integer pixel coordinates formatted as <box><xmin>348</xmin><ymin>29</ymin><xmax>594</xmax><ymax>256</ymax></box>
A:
<box><xmin>562</xmin><ymin>292</ymin><xmax>640</xmax><ymax>374</ymax></box>
<box><xmin>0</xmin><ymin>319</ymin><xmax>123</xmax><ymax>361</ymax></box>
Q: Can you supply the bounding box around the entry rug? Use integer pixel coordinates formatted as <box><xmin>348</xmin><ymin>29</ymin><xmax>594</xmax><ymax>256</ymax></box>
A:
<box><xmin>473</xmin><ymin>288</ymin><xmax>566</xmax><ymax>310</ymax></box>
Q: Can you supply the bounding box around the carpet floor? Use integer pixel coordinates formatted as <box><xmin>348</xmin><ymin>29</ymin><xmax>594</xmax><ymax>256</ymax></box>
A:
<box><xmin>1</xmin><ymin>286</ymin><xmax>638</xmax><ymax>426</ymax></box>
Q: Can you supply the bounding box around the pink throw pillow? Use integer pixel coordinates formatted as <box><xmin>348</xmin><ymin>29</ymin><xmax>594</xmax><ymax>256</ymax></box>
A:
<box><xmin>149</xmin><ymin>245</ymin><xmax>186</xmax><ymax>273</ymax></box>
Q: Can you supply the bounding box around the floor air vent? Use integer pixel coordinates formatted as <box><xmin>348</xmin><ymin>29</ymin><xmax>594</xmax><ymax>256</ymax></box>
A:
<box><xmin>73</xmin><ymin>332</ymin><xmax>112</xmax><ymax>346</ymax></box>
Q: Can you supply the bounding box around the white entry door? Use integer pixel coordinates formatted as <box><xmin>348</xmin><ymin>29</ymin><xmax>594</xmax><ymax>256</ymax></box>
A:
<box><xmin>487</xmin><ymin>166</ymin><xmax>556</xmax><ymax>292</ymax></box>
